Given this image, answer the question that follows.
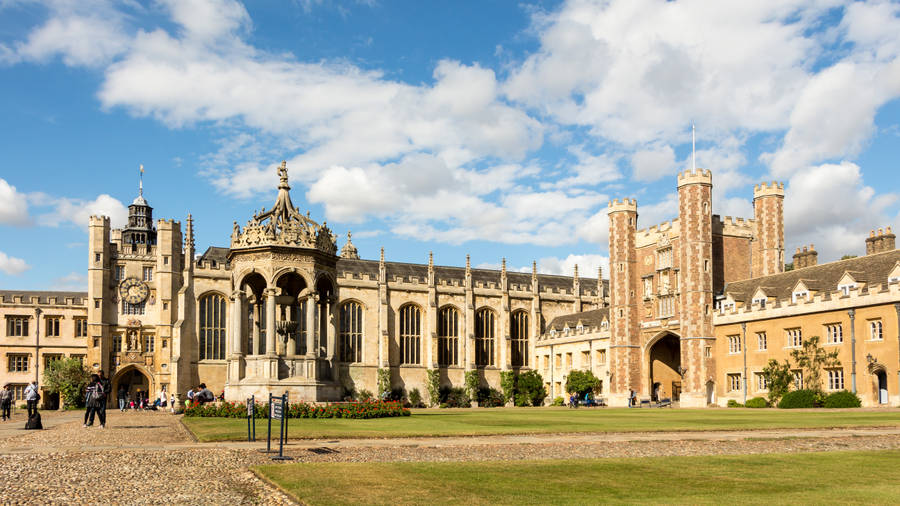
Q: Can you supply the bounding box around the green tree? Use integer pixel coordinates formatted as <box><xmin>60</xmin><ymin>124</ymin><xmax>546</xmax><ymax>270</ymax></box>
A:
<box><xmin>840</xmin><ymin>254</ymin><xmax>858</xmax><ymax>260</ymax></box>
<box><xmin>42</xmin><ymin>357</ymin><xmax>89</xmax><ymax>408</ymax></box>
<box><xmin>761</xmin><ymin>359</ymin><xmax>793</xmax><ymax>405</ymax></box>
<box><xmin>499</xmin><ymin>370</ymin><xmax>516</xmax><ymax>404</ymax></box>
<box><xmin>515</xmin><ymin>370</ymin><xmax>547</xmax><ymax>406</ymax></box>
<box><xmin>425</xmin><ymin>369</ymin><xmax>441</xmax><ymax>407</ymax></box>
<box><xmin>565</xmin><ymin>370</ymin><xmax>601</xmax><ymax>397</ymax></box>
<box><xmin>464</xmin><ymin>370</ymin><xmax>479</xmax><ymax>404</ymax></box>
<box><xmin>789</xmin><ymin>335</ymin><xmax>840</xmax><ymax>393</ymax></box>
<box><xmin>376</xmin><ymin>368</ymin><xmax>391</xmax><ymax>398</ymax></box>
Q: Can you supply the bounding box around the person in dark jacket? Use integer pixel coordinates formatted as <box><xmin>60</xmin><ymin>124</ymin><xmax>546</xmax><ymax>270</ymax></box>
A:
<box><xmin>98</xmin><ymin>371</ymin><xmax>111</xmax><ymax>421</ymax></box>
<box><xmin>0</xmin><ymin>384</ymin><xmax>12</xmax><ymax>421</ymax></box>
<box><xmin>195</xmin><ymin>383</ymin><xmax>215</xmax><ymax>405</ymax></box>
<box><xmin>83</xmin><ymin>374</ymin><xmax>106</xmax><ymax>428</ymax></box>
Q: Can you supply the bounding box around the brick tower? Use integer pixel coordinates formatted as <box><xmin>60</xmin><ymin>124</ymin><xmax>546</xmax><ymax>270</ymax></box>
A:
<box><xmin>676</xmin><ymin>169</ymin><xmax>715</xmax><ymax>408</ymax></box>
<box><xmin>752</xmin><ymin>182</ymin><xmax>785</xmax><ymax>277</ymax></box>
<box><xmin>607</xmin><ymin>198</ymin><xmax>640</xmax><ymax>406</ymax></box>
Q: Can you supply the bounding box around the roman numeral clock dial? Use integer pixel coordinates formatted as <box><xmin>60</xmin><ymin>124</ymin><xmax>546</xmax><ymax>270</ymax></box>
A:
<box><xmin>118</xmin><ymin>277</ymin><xmax>149</xmax><ymax>304</ymax></box>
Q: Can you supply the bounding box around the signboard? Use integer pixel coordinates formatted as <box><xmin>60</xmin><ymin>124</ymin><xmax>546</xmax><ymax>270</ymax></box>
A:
<box><xmin>246</xmin><ymin>398</ymin><xmax>253</xmax><ymax>417</ymax></box>
<box><xmin>271</xmin><ymin>397</ymin><xmax>283</xmax><ymax>420</ymax></box>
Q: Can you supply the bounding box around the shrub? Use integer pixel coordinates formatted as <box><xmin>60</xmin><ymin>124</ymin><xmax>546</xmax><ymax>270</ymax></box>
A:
<box><xmin>439</xmin><ymin>386</ymin><xmax>470</xmax><ymax>408</ymax></box>
<box><xmin>464</xmin><ymin>370</ymin><xmax>480</xmax><ymax>403</ymax></box>
<box><xmin>745</xmin><ymin>397</ymin><xmax>768</xmax><ymax>408</ymax></box>
<box><xmin>777</xmin><ymin>389</ymin><xmax>817</xmax><ymax>409</ymax></box>
<box><xmin>499</xmin><ymin>370</ymin><xmax>516</xmax><ymax>404</ymax></box>
<box><xmin>727</xmin><ymin>399</ymin><xmax>744</xmax><ymax>408</ymax></box>
<box><xmin>565</xmin><ymin>370</ymin><xmax>601</xmax><ymax>397</ymax></box>
<box><xmin>408</xmin><ymin>388</ymin><xmax>424</xmax><ymax>408</ymax></box>
<box><xmin>356</xmin><ymin>389</ymin><xmax>374</xmax><ymax>402</ymax></box>
<box><xmin>376</xmin><ymin>368</ymin><xmax>391</xmax><ymax>399</ymax></box>
<box><xmin>552</xmin><ymin>396</ymin><xmax>565</xmax><ymax>407</ymax></box>
<box><xmin>516</xmin><ymin>370</ymin><xmax>547</xmax><ymax>406</ymax></box>
<box><xmin>476</xmin><ymin>387</ymin><xmax>504</xmax><ymax>408</ymax></box>
<box><xmin>823</xmin><ymin>390</ymin><xmax>862</xmax><ymax>408</ymax></box>
<box><xmin>426</xmin><ymin>369</ymin><xmax>441</xmax><ymax>407</ymax></box>
<box><xmin>183</xmin><ymin>399</ymin><xmax>410</xmax><ymax>419</ymax></box>
<box><xmin>761</xmin><ymin>359</ymin><xmax>793</xmax><ymax>405</ymax></box>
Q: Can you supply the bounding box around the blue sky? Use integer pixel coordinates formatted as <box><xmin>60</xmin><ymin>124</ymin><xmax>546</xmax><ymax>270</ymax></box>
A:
<box><xmin>1</xmin><ymin>0</ymin><xmax>899</xmax><ymax>291</ymax></box>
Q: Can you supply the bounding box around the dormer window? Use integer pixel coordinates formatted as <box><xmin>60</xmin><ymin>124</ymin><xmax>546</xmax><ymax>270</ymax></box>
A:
<box><xmin>576</xmin><ymin>324</ymin><xmax>584</xmax><ymax>333</ymax></box>
<box><xmin>791</xmin><ymin>291</ymin><xmax>809</xmax><ymax>303</ymax></box>
<box><xmin>550</xmin><ymin>329</ymin><xmax>557</xmax><ymax>338</ymax></box>
<box><xmin>838</xmin><ymin>284</ymin><xmax>853</xmax><ymax>296</ymax></box>
<box><xmin>719</xmin><ymin>301</ymin><xmax>735</xmax><ymax>313</ymax></box>
<box><xmin>601</xmin><ymin>321</ymin><xmax>609</xmax><ymax>329</ymax></box>
<box><xmin>752</xmin><ymin>297</ymin><xmax>767</xmax><ymax>309</ymax></box>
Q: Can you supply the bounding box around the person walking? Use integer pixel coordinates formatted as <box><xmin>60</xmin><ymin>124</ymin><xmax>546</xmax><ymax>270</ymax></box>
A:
<box><xmin>24</xmin><ymin>381</ymin><xmax>39</xmax><ymax>418</ymax></box>
<box><xmin>0</xmin><ymin>384</ymin><xmax>12</xmax><ymax>421</ymax></box>
<box><xmin>83</xmin><ymin>374</ymin><xmax>106</xmax><ymax>428</ymax></box>
<box><xmin>98</xmin><ymin>371</ymin><xmax>111</xmax><ymax>424</ymax></box>
<box><xmin>118</xmin><ymin>385</ymin><xmax>128</xmax><ymax>412</ymax></box>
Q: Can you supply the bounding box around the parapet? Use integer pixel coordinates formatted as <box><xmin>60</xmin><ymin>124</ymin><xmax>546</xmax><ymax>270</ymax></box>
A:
<box><xmin>157</xmin><ymin>218</ymin><xmax>181</xmax><ymax>231</ymax></box>
<box><xmin>89</xmin><ymin>215</ymin><xmax>110</xmax><ymax>227</ymax></box>
<box><xmin>676</xmin><ymin>168</ymin><xmax>712</xmax><ymax>187</ymax></box>
<box><xmin>608</xmin><ymin>198</ymin><xmax>638</xmax><ymax>213</ymax></box>
<box><xmin>753</xmin><ymin>181</ymin><xmax>785</xmax><ymax>199</ymax></box>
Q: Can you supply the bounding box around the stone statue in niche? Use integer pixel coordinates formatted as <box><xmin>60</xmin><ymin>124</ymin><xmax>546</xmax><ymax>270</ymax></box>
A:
<box><xmin>127</xmin><ymin>329</ymin><xmax>141</xmax><ymax>352</ymax></box>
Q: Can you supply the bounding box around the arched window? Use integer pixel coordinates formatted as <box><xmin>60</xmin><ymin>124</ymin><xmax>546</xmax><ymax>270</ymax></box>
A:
<box><xmin>511</xmin><ymin>311</ymin><xmax>528</xmax><ymax>367</ymax></box>
<box><xmin>475</xmin><ymin>308</ymin><xmax>495</xmax><ymax>366</ymax></box>
<box><xmin>199</xmin><ymin>294</ymin><xmax>227</xmax><ymax>360</ymax></box>
<box><xmin>438</xmin><ymin>306</ymin><xmax>459</xmax><ymax>366</ymax></box>
<box><xmin>339</xmin><ymin>301</ymin><xmax>363</xmax><ymax>363</ymax></box>
<box><xmin>399</xmin><ymin>305</ymin><xmax>421</xmax><ymax>365</ymax></box>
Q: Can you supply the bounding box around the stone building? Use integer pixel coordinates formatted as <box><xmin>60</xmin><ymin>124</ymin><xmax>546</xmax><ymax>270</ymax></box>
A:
<box><xmin>1</xmin><ymin>163</ymin><xmax>897</xmax><ymax>408</ymax></box>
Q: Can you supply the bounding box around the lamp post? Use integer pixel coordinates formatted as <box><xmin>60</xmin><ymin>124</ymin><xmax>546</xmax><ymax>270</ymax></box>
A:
<box><xmin>848</xmin><ymin>309</ymin><xmax>857</xmax><ymax>393</ymax></box>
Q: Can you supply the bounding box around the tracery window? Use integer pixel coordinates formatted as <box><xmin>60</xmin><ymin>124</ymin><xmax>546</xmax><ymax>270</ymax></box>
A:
<box><xmin>339</xmin><ymin>302</ymin><xmax>363</xmax><ymax>363</ymax></box>
<box><xmin>510</xmin><ymin>311</ymin><xmax>528</xmax><ymax>367</ymax></box>
<box><xmin>475</xmin><ymin>309</ymin><xmax>495</xmax><ymax>367</ymax></box>
<box><xmin>438</xmin><ymin>307</ymin><xmax>459</xmax><ymax>367</ymax></box>
<box><xmin>399</xmin><ymin>305</ymin><xmax>421</xmax><ymax>365</ymax></box>
<box><xmin>199</xmin><ymin>294</ymin><xmax>227</xmax><ymax>360</ymax></box>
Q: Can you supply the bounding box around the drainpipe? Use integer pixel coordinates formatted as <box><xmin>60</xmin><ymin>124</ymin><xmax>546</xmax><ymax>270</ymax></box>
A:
<box><xmin>848</xmin><ymin>309</ymin><xmax>857</xmax><ymax>394</ymax></box>
<box><xmin>741</xmin><ymin>322</ymin><xmax>747</xmax><ymax>404</ymax></box>
<box><xmin>895</xmin><ymin>303</ymin><xmax>900</xmax><ymax>404</ymax></box>
<box><xmin>34</xmin><ymin>307</ymin><xmax>42</xmax><ymax>385</ymax></box>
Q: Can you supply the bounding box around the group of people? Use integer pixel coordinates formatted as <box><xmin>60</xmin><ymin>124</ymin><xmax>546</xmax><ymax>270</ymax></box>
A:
<box><xmin>185</xmin><ymin>383</ymin><xmax>216</xmax><ymax>407</ymax></box>
<box><xmin>0</xmin><ymin>381</ymin><xmax>42</xmax><ymax>422</ymax></box>
<box><xmin>83</xmin><ymin>371</ymin><xmax>111</xmax><ymax>428</ymax></box>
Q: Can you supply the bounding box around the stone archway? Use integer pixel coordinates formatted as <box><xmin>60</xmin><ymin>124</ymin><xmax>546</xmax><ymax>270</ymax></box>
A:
<box><xmin>112</xmin><ymin>365</ymin><xmax>153</xmax><ymax>407</ymax></box>
<box><xmin>648</xmin><ymin>333</ymin><xmax>681</xmax><ymax>401</ymax></box>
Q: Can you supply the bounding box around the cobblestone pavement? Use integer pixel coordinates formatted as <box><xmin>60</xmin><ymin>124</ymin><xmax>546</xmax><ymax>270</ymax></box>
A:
<box><xmin>0</xmin><ymin>410</ymin><xmax>295</xmax><ymax>505</ymax></box>
<box><xmin>1</xmin><ymin>411</ymin><xmax>899</xmax><ymax>505</ymax></box>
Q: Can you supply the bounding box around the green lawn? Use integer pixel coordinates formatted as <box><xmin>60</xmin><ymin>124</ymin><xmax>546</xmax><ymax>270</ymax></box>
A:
<box><xmin>255</xmin><ymin>450</ymin><xmax>900</xmax><ymax>505</ymax></box>
<box><xmin>182</xmin><ymin>407</ymin><xmax>900</xmax><ymax>442</ymax></box>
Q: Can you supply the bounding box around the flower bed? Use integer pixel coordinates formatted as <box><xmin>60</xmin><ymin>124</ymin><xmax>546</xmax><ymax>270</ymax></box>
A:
<box><xmin>183</xmin><ymin>399</ymin><xmax>410</xmax><ymax>419</ymax></box>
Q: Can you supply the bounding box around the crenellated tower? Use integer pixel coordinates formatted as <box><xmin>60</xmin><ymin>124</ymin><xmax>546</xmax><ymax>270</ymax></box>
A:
<box><xmin>752</xmin><ymin>182</ymin><xmax>785</xmax><ymax>277</ymax></box>
<box><xmin>607</xmin><ymin>198</ymin><xmax>639</xmax><ymax>405</ymax></box>
<box><xmin>676</xmin><ymin>169</ymin><xmax>715</xmax><ymax>408</ymax></box>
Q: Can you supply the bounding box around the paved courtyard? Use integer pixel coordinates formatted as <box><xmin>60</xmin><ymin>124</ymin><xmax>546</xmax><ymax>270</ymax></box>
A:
<box><xmin>1</xmin><ymin>409</ymin><xmax>899</xmax><ymax>504</ymax></box>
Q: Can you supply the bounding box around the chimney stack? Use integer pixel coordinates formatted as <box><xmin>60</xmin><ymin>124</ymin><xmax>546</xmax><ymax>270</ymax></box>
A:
<box><xmin>865</xmin><ymin>226</ymin><xmax>896</xmax><ymax>255</ymax></box>
<box><xmin>792</xmin><ymin>244</ymin><xmax>817</xmax><ymax>269</ymax></box>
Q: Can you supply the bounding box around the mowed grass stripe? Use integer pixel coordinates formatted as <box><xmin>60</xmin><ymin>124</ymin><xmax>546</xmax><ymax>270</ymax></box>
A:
<box><xmin>256</xmin><ymin>450</ymin><xmax>900</xmax><ymax>505</ymax></box>
<box><xmin>182</xmin><ymin>407</ymin><xmax>900</xmax><ymax>441</ymax></box>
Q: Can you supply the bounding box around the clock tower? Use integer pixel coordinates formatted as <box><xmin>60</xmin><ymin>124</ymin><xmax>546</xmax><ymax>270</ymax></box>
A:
<box><xmin>87</xmin><ymin>173</ymin><xmax>184</xmax><ymax>404</ymax></box>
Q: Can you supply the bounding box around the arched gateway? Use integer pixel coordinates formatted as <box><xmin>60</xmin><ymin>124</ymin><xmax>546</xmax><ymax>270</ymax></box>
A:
<box><xmin>647</xmin><ymin>333</ymin><xmax>681</xmax><ymax>402</ymax></box>
<box><xmin>112</xmin><ymin>365</ymin><xmax>153</xmax><ymax>406</ymax></box>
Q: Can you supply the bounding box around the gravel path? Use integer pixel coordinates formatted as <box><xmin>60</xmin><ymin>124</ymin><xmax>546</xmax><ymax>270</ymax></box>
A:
<box><xmin>0</xmin><ymin>411</ymin><xmax>294</xmax><ymax>505</ymax></box>
<box><xmin>1</xmin><ymin>410</ymin><xmax>899</xmax><ymax>504</ymax></box>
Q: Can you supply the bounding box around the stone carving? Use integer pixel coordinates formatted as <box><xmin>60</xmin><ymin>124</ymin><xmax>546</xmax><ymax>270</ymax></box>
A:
<box><xmin>230</xmin><ymin>161</ymin><xmax>338</xmax><ymax>255</ymax></box>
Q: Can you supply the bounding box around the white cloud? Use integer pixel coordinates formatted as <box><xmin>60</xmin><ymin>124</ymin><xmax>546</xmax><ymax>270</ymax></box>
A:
<box><xmin>1</xmin><ymin>0</ymin><xmax>131</xmax><ymax>67</ymax></box>
<box><xmin>784</xmin><ymin>161</ymin><xmax>897</xmax><ymax>261</ymax></box>
<box><xmin>0</xmin><ymin>251</ymin><xmax>30</xmax><ymax>275</ymax></box>
<box><xmin>49</xmin><ymin>271</ymin><xmax>88</xmax><ymax>290</ymax></box>
<box><xmin>538</xmin><ymin>254</ymin><xmax>608</xmax><ymax>279</ymax></box>
<box><xmin>0</xmin><ymin>178</ymin><xmax>30</xmax><ymax>225</ymax></box>
<box><xmin>38</xmin><ymin>194</ymin><xmax>128</xmax><ymax>229</ymax></box>
<box><xmin>631</xmin><ymin>144</ymin><xmax>676</xmax><ymax>182</ymax></box>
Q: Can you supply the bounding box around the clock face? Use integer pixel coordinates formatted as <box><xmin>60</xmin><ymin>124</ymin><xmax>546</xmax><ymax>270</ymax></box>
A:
<box><xmin>118</xmin><ymin>277</ymin><xmax>149</xmax><ymax>304</ymax></box>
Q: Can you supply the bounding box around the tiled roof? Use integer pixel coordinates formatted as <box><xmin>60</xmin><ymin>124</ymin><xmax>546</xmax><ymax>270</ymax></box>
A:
<box><xmin>335</xmin><ymin>258</ymin><xmax>607</xmax><ymax>296</ymax></box>
<box><xmin>546</xmin><ymin>308</ymin><xmax>610</xmax><ymax>330</ymax></box>
<box><xmin>199</xmin><ymin>246</ymin><xmax>229</xmax><ymax>265</ymax></box>
<box><xmin>0</xmin><ymin>290</ymin><xmax>87</xmax><ymax>305</ymax></box>
<box><xmin>723</xmin><ymin>249</ymin><xmax>900</xmax><ymax>302</ymax></box>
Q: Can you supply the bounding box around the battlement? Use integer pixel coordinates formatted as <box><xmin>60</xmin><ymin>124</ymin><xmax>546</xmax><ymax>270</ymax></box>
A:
<box><xmin>608</xmin><ymin>198</ymin><xmax>638</xmax><ymax>213</ymax></box>
<box><xmin>676</xmin><ymin>168</ymin><xmax>712</xmax><ymax>187</ymax></box>
<box><xmin>156</xmin><ymin>219</ymin><xmax>181</xmax><ymax>230</ymax></box>
<box><xmin>712</xmin><ymin>214</ymin><xmax>755</xmax><ymax>237</ymax></box>
<box><xmin>753</xmin><ymin>181</ymin><xmax>785</xmax><ymax>198</ymax></box>
<box><xmin>89</xmin><ymin>215</ymin><xmax>110</xmax><ymax>226</ymax></box>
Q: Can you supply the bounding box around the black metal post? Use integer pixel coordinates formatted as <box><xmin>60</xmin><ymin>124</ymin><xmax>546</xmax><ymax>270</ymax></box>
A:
<box><xmin>252</xmin><ymin>394</ymin><xmax>256</xmax><ymax>441</ymax></box>
<box><xmin>272</xmin><ymin>393</ymin><xmax>293</xmax><ymax>460</ymax></box>
<box><xmin>283</xmin><ymin>391</ymin><xmax>288</xmax><ymax>443</ymax></box>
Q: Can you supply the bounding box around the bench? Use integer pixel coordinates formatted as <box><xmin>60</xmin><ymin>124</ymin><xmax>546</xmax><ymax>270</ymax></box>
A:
<box><xmin>656</xmin><ymin>398</ymin><xmax>672</xmax><ymax>408</ymax></box>
<box><xmin>639</xmin><ymin>398</ymin><xmax>652</xmax><ymax>408</ymax></box>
